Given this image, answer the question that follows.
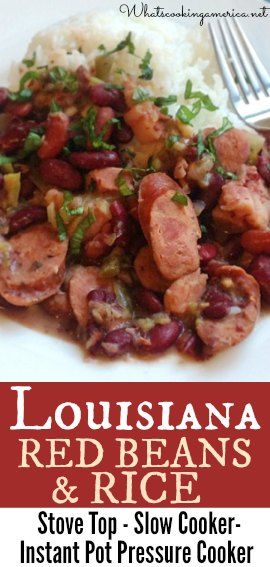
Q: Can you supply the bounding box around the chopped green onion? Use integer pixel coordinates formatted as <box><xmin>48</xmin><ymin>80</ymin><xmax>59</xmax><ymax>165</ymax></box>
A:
<box><xmin>139</xmin><ymin>49</ymin><xmax>153</xmax><ymax>80</ymax></box>
<box><xmin>70</xmin><ymin>212</ymin><xmax>96</xmax><ymax>256</ymax></box>
<box><xmin>56</xmin><ymin>213</ymin><xmax>67</xmax><ymax>241</ymax></box>
<box><xmin>171</xmin><ymin>191</ymin><xmax>188</xmax><ymax>206</ymax></box>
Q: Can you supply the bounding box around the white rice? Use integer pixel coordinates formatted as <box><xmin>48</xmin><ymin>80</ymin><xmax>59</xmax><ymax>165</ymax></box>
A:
<box><xmin>10</xmin><ymin>10</ymin><xmax>238</xmax><ymax>129</ymax></box>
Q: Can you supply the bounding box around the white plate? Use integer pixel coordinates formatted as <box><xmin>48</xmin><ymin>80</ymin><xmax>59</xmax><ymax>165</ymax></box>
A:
<box><xmin>0</xmin><ymin>0</ymin><xmax>269</xmax><ymax>381</ymax></box>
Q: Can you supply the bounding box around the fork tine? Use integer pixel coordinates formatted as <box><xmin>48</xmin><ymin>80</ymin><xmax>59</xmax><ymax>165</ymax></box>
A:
<box><xmin>208</xmin><ymin>23</ymin><xmax>241</xmax><ymax>107</ymax></box>
<box><xmin>218</xmin><ymin>20</ymin><xmax>251</xmax><ymax>103</ymax></box>
<box><xmin>234</xmin><ymin>19</ymin><xmax>270</xmax><ymax>95</ymax></box>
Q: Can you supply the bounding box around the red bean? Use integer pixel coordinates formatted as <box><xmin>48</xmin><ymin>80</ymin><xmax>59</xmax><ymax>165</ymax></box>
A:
<box><xmin>76</xmin><ymin>65</ymin><xmax>91</xmax><ymax>92</ymax></box>
<box><xmin>90</xmin><ymin>84</ymin><xmax>126</xmax><ymax>112</ymax></box>
<box><xmin>0</xmin><ymin>87</ymin><xmax>8</xmax><ymax>109</ymax></box>
<box><xmin>136</xmin><ymin>288</ymin><xmax>163</xmax><ymax>314</ymax></box>
<box><xmin>5</xmin><ymin>101</ymin><xmax>33</xmax><ymax>117</ymax></box>
<box><xmin>177</xmin><ymin>329</ymin><xmax>202</xmax><ymax>359</ymax></box>
<box><xmin>241</xmin><ymin>229</ymin><xmax>270</xmax><ymax>255</ymax></box>
<box><xmin>87</xmin><ymin>288</ymin><xmax>116</xmax><ymax>303</ymax></box>
<box><xmin>102</xmin><ymin>329</ymin><xmax>133</xmax><ymax>357</ymax></box>
<box><xmin>249</xmin><ymin>254</ymin><xmax>270</xmax><ymax>303</ymax></box>
<box><xmin>9</xmin><ymin>206</ymin><xmax>47</xmax><ymax>234</ymax></box>
<box><xmin>203</xmin><ymin>172</ymin><xmax>224</xmax><ymax>209</ymax></box>
<box><xmin>0</xmin><ymin>120</ymin><xmax>30</xmax><ymax>153</ymax></box>
<box><xmin>145</xmin><ymin>321</ymin><xmax>183</xmax><ymax>353</ymax></box>
<box><xmin>110</xmin><ymin>199</ymin><xmax>129</xmax><ymax>247</ymax></box>
<box><xmin>184</xmin><ymin>144</ymin><xmax>197</xmax><ymax>162</ymax></box>
<box><xmin>86</xmin><ymin>322</ymin><xmax>104</xmax><ymax>352</ymax></box>
<box><xmin>39</xmin><ymin>158</ymin><xmax>82</xmax><ymax>190</ymax></box>
<box><xmin>69</xmin><ymin>150</ymin><xmax>120</xmax><ymax>170</ymax></box>
<box><xmin>38</xmin><ymin>112</ymin><xmax>69</xmax><ymax>159</ymax></box>
<box><xmin>94</xmin><ymin>107</ymin><xmax>115</xmax><ymax>143</ymax></box>
<box><xmin>110</xmin><ymin>200</ymin><xmax>127</xmax><ymax>221</ymax></box>
<box><xmin>20</xmin><ymin>177</ymin><xmax>35</xmax><ymax>199</ymax></box>
<box><xmin>199</xmin><ymin>243</ymin><xmax>218</xmax><ymax>266</ymax></box>
<box><xmin>203</xmin><ymin>286</ymin><xmax>233</xmax><ymax>319</ymax></box>
<box><xmin>88</xmin><ymin>289</ymin><xmax>107</xmax><ymax>302</ymax></box>
<box><xmin>257</xmin><ymin>152</ymin><xmax>270</xmax><ymax>186</ymax></box>
<box><xmin>114</xmin><ymin>120</ymin><xmax>133</xmax><ymax>144</ymax></box>
<box><xmin>0</xmin><ymin>174</ymin><xmax>4</xmax><ymax>191</ymax></box>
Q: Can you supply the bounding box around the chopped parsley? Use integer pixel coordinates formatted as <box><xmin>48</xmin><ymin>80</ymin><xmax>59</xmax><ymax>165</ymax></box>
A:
<box><xmin>116</xmin><ymin>171</ymin><xmax>134</xmax><ymax>196</ymax></box>
<box><xmin>132</xmin><ymin>87</ymin><xmax>177</xmax><ymax>107</ymax></box>
<box><xmin>70</xmin><ymin>212</ymin><xmax>96</xmax><ymax>256</ymax></box>
<box><xmin>23</xmin><ymin>131</ymin><xmax>43</xmax><ymax>156</ymax></box>
<box><xmin>50</xmin><ymin>99</ymin><xmax>62</xmax><ymax>113</ymax></box>
<box><xmin>185</xmin><ymin>79</ymin><xmax>218</xmax><ymax>111</ymax></box>
<box><xmin>215</xmin><ymin>166</ymin><xmax>238</xmax><ymax>180</ymax></box>
<box><xmin>197</xmin><ymin>130</ymin><xmax>205</xmax><ymax>158</ymax></box>
<box><xmin>0</xmin><ymin>154</ymin><xmax>16</xmax><ymax>166</ymax></box>
<box><xmin>176</xmin><ymin>80</ymin><xmax>218</xmax><ymax>125</ymax></box>
<box><xmin>154</xmin><ymin>95</ymin><xmax>177</xmax><ymax>107</ymax></box>
<box><xmin>82</xmin><ymin>107</ymin><xmax>116</xmax><ymax>151</ymax></box>
<box><xmin>60</xmin><ymin>191</ymin><xmax>84</xmax><ymax>217</ymax></box>
<box><xmin>23</xmin><ymin>52</ymin><xmax>36</xmax><ymax>68</ymax></box>
<box><xmin>206</xmin><ymin>117</ymin><xmax>233</xmax><ymax>156</ymax></box>
<box><xmin>56</xmin><ymin>212</ymin><xmax>67</xmax><ymax>242</ymax></box>
<box><xmin>99</xmin><ymin>32</ymin><xmax>135</xmax><ymax>57</ymax></box>
<box><xmin>9</xmin><ymin>70</ymin><xmax>40</xmax><ymax>102</ymax></box>
<box><xmin>139</xmin><ymin>49</ymin><xmax>153</xmax><ymax>80</ymax></box>
<box><xmin>171</xmin><ymin>191</ymin><xmax>188</xmax><ymax>206</ymax></box>
<box><xmin>132</xmin><ymin>86</ymin><xmax>151</xmax><ymax>103</ymax></box>
<box><xmin>165</xmin><ymin>134</ymin><xmax>181</xmax><ymax>149</ymax></box>
<box><xmin>49</xmin><ymin>66</ymin><xmax>78</xmax><ymax>93</ymax></box>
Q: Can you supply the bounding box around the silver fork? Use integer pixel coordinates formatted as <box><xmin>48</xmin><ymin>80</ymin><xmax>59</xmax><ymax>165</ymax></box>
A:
<box><xmin>209</xmin><ymin>19</ymin><xmax>270</xmax><ymax>132</ymax></box>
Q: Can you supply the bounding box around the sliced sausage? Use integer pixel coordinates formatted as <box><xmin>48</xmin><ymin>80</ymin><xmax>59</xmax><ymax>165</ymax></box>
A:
<box><xmin>69</xmin><ymin>266</ymin><xmax>113</xmax><ymax>327</ymax></box>
<box><xmin>43</xmin><ymin>291</ymin><xmax>72</xmax><ymax>318</ymax></box>
<box><xmin>134</xmin><ymin>246</ymin><xmax>170</xmax><ymax>293</ymax></box>
<box><xmin>138</xmin><ymin>173</ymin><xmax>179</xmax><ymax>241</ymax></box>
<box><xmin>38</xmin><ymin>112</ymin><xmax>69</xmax><ymax>159</ymax></box>
<box><xmin>213</xmin><ymin>165</ymin><xmax>270</xmax><ymax>233</ymax></box>
<box><xmin>211</xmin><ymin>128</ymin><xmax>250</xmax><ymax>173</ymax></box>
<box><xmin>150</xmin><ymin>189</ymin><xmax>201</xmax><ymax>280</ymax></box>
<box><xmin>164</xmin><ymin>270</ymin><xmax>207</xmax><ymax>316</ymax></box>
<box><xmin>88</xmin><ymin>167</ymin><xmax>122</xmax><ymax>194</ymax></box>
<box><xmin>0</xmin><ymin>224</ymin><xmax>68</xmax><ymax>306</ymax></box>
<box><xmin>196</xmin><ymin>265</ymin><xmax>260</xmax><ymax>356</ymax></box>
